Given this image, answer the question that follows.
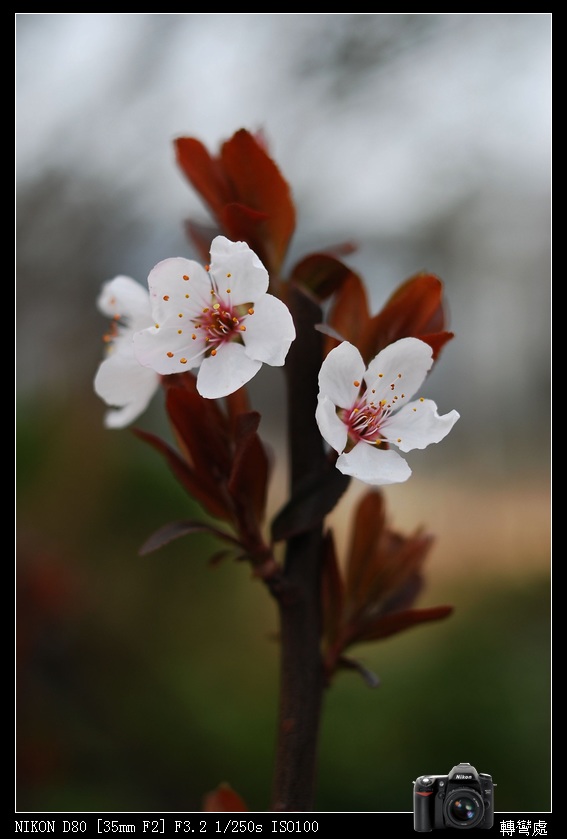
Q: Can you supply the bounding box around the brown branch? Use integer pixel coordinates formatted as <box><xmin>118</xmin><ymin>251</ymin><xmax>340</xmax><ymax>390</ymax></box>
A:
<box><xmin>270</xmin><ymin>285</ymin><xmax>329</xmax><ymax>811</ymax></box>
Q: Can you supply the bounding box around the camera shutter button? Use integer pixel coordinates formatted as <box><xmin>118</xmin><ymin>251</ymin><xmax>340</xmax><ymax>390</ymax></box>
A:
<box><xmin>421</xmin><ymin>777</ymin><xmax>433</xmax><ymax>785</ymax></box>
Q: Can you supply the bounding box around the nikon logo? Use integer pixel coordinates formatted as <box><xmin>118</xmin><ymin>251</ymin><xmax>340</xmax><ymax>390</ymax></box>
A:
<box><xmin>456</xmin><ymin>774</ymin><xmax>473</xmax><ymax>779</ymax></box>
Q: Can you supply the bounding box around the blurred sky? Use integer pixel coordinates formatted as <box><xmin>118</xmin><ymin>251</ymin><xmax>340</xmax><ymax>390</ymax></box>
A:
<box><xmin>16</xmin><ymin>12</ymin><xmax>551</xmax><ymax>499</ymax></box>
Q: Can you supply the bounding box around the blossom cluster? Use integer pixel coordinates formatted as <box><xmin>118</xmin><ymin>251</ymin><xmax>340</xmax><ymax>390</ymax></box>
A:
<box><xmin>95</xmin><ymin>243</ymin><xmax>458</xmax><ymax>487</ymax></box>
<box><xmin>95</xmin><ymin>235</ymin><xmax>295</xmax><ymax>411</ymax></box>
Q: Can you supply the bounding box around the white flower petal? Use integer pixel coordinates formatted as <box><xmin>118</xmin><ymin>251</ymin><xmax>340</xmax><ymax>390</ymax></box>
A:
<box><xmin>242</xmin><ymin>294</ymin><xmax>296</xmax><ymax>366</ymax></box>
<box><xmin>318</xmin><ymin>341</ymin><xmax>366</xmax><ymax>409</ymax></box>
<box><xmin>94</xmin><ymin>275</ymin><xmax>159</xmax><ymax>427</ymax></box>
<box><xmin>382</xmin><ymin>399</ymin><xmax>460</xmax><ymax>452</ymax></box>
<box><xmin>209</xmin><ymin>236</ymin><xmax>269</xmax><ymax>305</ymax></box>
<box><xmin>97</xmin><ymin>275</ymin><xmax>151</xmax><ymax>330</ymax></box>
<box><xmin>146</xmin><ymin>257</ymin><xmax>210</xmax><ymax>324</ymax></box>
<box><xmin>337</xmin><ymin>442</ymin><xmax>412</xmax><ymax>485</ymax></box>
<box><xmin>102</xmin><ymin>399</ymin><xmax>150</xmax><ymax>429</ymax></box>
<box><xmin>94</xmin><ymin>341</ymin><xmax>159</xmax><ymax>429</ymax></box>
<box><xmin>105</xmin><ymin>240</ymin><xmax>295</xmax><ymax>400</ymax></box>
<box><xmin>365</xmin><ymin>337</ymin><xmax>433</xmax><ymax>405</ymax></box>
<box><xmin>197</xmin><ymin>341</ymin><xmax>262</xmax><ymax>399</ymax></box>
<box><xmin>315</xmin><ymin>396</ymin><xmax>349</xmax><ymax>454</ymax></box>
<box><xmin>133</xmin><ymin>326</ymin><xmax>205</xmax><ymax>375</ymax></box>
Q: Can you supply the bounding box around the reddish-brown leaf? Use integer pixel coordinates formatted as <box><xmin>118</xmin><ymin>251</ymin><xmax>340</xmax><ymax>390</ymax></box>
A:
<box><xmin>202</xmin><ymin>782</ymin><xmax>248</xmax><ymax>812</ymax></box>
<box><xmin>175</xmin><ymin>129</ymin><xmax>295</xmax><ymax>277</ymax></box>
<box><xmin>165</xmin><ymin>386</ymin><xmax>232</xmax><ymax>484</ymax></box>
<box><xmin>132</xmin><ymin>428</ymin><xmax>234</xmax><ymax>524</ymax></box>
<box><xmin>139</xmin><ymin>519</ymin><xmax>243</xmax><ymax>556</ymax></box>
<box><xmin>352</xmin><ymin>605</ymin><xmax>454</xmax><ymax>645</ymax></box>
<box><xmin>420</xmin><ymin>330</ymin><xmax>455</xmax><ymax>359</ymax></box>
<box><xmin>220</xmin><ymin>129</ymin><xmax>296</xmax><ymax>274</ymax></box>
<box><xmin>386</xmin><ymin>272</ymin><xmax>447</xmax><ymax>331</ymax></box>
<box><xmin>359</xmin><ymin>272</ymin><xmax>454</xmax><ymax>363</ymax></box>
<box><xmin>231</xmin><ymin>409</ymin><xmax>261</xmax><ymax>444</ymax></box>
<box><xmin>344</xmin><ymin>491</ymin><xmax>387</xmax><ymax>608</ymax></box>
<box><xmin>224</xmin><ymin>387</ymin><xmax>252</xmax><ymax>433</ymax></box>
<box><xmin>363</xmin><ymin>529</ymin><xmax>433</xmax><ymax>610</ymax></box>
<box><xmin>325</xmin><ymin>269</ymin><xmax>371</xmax><ymax>354</ymax></box>
<box><xmin>174</xmin><ymin>137</ymin><xmax>232</xmax><ymax>219</ymax></box>
<box><xmin>290</xmin><ymin>252</ymin><xmax>363</xmax><ymax>302</ymax></box>
<box><xmin>227</xmin><ymin>412</ymin><xmax>270</xmax><ymax>533</ymax></box>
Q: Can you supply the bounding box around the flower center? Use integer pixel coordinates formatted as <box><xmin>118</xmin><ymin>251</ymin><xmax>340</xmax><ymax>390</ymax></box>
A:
<box><xmin>340</xmin><ymin>397</ymin><xmax>389</xmax><ymax>447</ymax></box>
<box><xmin>102</xmin><ymin>313</ymin><xmax>123</xmax><ymax>349</ymax></box>
<box><xmin>194</xmin><ymin>297</ymin><xmax>253</xmax><ymax>356</ymax></box>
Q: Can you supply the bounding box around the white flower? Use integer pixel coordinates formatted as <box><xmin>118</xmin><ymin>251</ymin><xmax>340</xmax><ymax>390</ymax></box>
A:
<box><xmin>133</xmin><ymin>236</ymin><xmax>296</xmax><ymax>399</ymax></box>
<box><xmin>94</xmin><ymin>275</ymin><xmax>159</xmax><ymax>429</ymax></box>
<box><xmin>315</xmin><ymin>338</ymin><xmax>460</xmax><ymax>485</ymax></box>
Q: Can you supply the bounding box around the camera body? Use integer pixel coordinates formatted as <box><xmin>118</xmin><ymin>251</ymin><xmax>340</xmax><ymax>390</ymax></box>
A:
<box><xmin>413</xmin><ymin>763</ymin><xmax>495</xmax><ymax>831</ymax></box>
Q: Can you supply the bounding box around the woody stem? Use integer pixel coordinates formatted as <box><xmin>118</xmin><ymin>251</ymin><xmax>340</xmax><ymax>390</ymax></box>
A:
<box><xmin>270</xmin><ymin>287</ymin><xmax>327</xmax><ymax>812</ymax></box>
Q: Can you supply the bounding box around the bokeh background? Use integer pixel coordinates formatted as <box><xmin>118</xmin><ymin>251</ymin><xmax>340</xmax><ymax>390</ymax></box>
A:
<box><xmin>16</xmin><ymin>13</ymin><xmax>551</xmax><ymax>813</ymax></box>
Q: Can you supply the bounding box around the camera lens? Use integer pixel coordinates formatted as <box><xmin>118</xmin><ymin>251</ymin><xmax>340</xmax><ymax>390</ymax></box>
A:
<box><xmin>445</xmin><ymin>790</ymin><xmax>484</xmax><ymax>829</ymax></box>
<box><xmin>450</xmin><ymin>797</ymin><xmax>477</xmax><ymax>822</ymax></box>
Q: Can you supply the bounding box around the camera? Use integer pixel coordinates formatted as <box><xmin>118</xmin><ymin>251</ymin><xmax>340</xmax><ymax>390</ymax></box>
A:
<box><xmin>413</xmin><ymin>763</ymin><xmax>495</xmax><ymax>831</ymax></box>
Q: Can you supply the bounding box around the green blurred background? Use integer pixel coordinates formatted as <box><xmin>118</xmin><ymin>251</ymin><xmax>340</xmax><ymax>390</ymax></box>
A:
<box><xmin>16</xmin><ymin>14</ymin><xmax>550</xmax><ymax>813</ymax></box>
